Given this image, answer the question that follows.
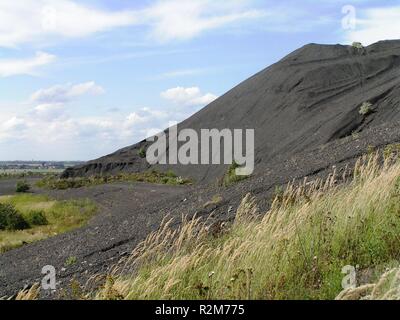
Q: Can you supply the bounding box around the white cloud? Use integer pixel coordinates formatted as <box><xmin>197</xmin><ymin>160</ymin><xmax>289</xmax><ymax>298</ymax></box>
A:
<box><xmin>126</xmin><ymin>112</ymin><xmax>148</xmax><ymax>126</ymax></box>
<box><xmin>0</xmin><ymin>84</ymin><xmax>215</xmax><ymax>160</ymax></box>
<box><xmin>161</xmin><ymin>86</ymin><xmax>218</xmax><ymax>107</ymax></box>
<box><xmin>34</xmin><ymin>103</ymin><xmax>65</xmax><ymax>120</ymax></box>
<box><xmin>0</xmin><ymin>116</ymin><xmax>28</xmax><ymax>141</ymax></box>
<box><xmin>2</xmin><ymin>117</ymin><xmax>27</xmax><ymax>131</ymax></box>
<box><xmin>0</xmin><ymin>51</ymin><xmax>55</xmax><ymax>77</ymax></box>
<box><xmin>0</xmin><ymin>102</ymin><xmax>188</xmax><ymax>160</ymax></box>
<box><xmin>344</xmin><ymin>6</ymin><xmax>400</xmax><ymax>45</ymax></box>
<box><xmin>31</xmin><ymin>81</ymin><xmax>105</xmax><ymax>104</ymax></box>
<box><xmin>144</xmin><ymin>0</ymin><xmax>266</xmax><ymax>42</ymax></box>
<box><xmin>0</xmin><ymin>0</ymin><xmax>266</xmax><ymax>47</ymax></box>
<box><xmin>0</xmin><ymin>0</ymin><xmax>138</xmax><ymax>48</ymax></box>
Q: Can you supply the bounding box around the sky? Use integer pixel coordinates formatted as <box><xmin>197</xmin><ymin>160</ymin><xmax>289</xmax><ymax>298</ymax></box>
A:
<box><xmin>0</xmin><ymin>0</ymin><xmax>399</xmax><ymax>161</ymax></box>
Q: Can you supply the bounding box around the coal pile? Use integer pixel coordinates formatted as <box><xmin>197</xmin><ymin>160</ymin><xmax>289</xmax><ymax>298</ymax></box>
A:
<box><xmin>63</xmin><ymin>40</ymin><xmax>400</xmax><ymax>183</ymax></box>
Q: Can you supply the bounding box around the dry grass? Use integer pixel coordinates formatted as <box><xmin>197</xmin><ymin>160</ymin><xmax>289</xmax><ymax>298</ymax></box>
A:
<box><xmin>92</xmin><ymin>153</ymin><xmax>400</xmax><ymax>300</ymax></box>
<box><xmin>336</xmin><ymin>267</ymin><xmax>400</xmax><ymax>300</ymax></box>
<box><xmin>203</xmin><ymin>195</ymin><xmax>223</xmax><ymax>209</ymax></box>
<box><xmin>15</xmin><ymin>284</ymin><xmax>40</xmax><ymax>300</ymax></box>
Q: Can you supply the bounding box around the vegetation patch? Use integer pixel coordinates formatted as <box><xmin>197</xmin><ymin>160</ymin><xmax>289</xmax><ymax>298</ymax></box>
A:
<box><xmin>65</xmin><ymin>256</ymin><xmax>78</xmax><ymax>266</ymax></box>
<box><xmin>383</xmin><ymin>143</ymin><xmax>400</xmax><ymax>160</ymax></box>
<box><xmin>37</xmin><ymin>170</ymin><xmax>191</xmax><ymax>190</ymax></box>
<box><xmin>203</xmin><ymin>195</ymin><xmax>223</xmax><ymax>209</ymax></box>
<box><xmin>16</xmin><ymin>181</ymin><xmax>30</xmax><ymax>193</ymax></box>
<box><xmin>138</xmin><ymin>147</ymin><xmax>146</xmax><ymax>159</ymax></box>
<box><xmin>25</xmin><ymin>210</ymin><xmax>48</xmax><ymax>226</ymax></box>
<box><xmin>94</xmin><ymin>155</ymin><xmax>400</xmax><ymax>300</ymax></box>
<box><xmin>359</xmin><ymin>102</ymin><xmax>373</xmax><ymax>116</ymax></box>
<box><xmin>352</xmin><ymin>42</ymin><xmax>364</xmax><ymax>50</ymax></box>
<box><xmin>0</xmin><ymin>194</ymin><xmax>96</xmax><ymax>253</ymax></box>
<box><xmin>0</xmin><ymin>203</ymin><xmax>30</xmax><ymax>231</ymax></box>
<box><xmin>222</xmin><ymin>162</ymin><xmax>249</xmax><ymax>187</ymax></box>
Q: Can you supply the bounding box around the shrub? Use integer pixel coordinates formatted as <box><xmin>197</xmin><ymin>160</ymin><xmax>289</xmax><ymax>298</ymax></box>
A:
<box><xmin>352</xmin><ymin>42</ymin><xmax>364</xmax><ymax>49</ymax></box>
<box><xmin>161</xmin><ymin>177</ymin><xmax>170</xmax><ymax>184</ymax></box>
<box><xmin>25</xmin><ymin>210</ymin><xmax>48</xmax><ymax>226</ymax></box>
<box><xmin>0</xmin><ymin>203</ymin><xmax>30</xmax><ymax>230</ymax></box>
<box><xmin>222</xmin><ymin>162</ymin><xmax>248</xmax><ymax>186</ymax></box>
<box><xmin>165</xmin><ymin>170</ymin><xmax>177</xmax><ymax>178</ymax></box>
<box><xmin>138</xmin><ymin>147</ymin><xmax>146</xmax><ymax>159</ymax></box>
<box><xmin>16</xmin><ymin>181</ymin><xmax>30</xmax><ymax>193</ymax></box>
<box><xmin>359</xmin><ymin>102</ymin><xmax>373</xmax><ymax>116</ymax></box>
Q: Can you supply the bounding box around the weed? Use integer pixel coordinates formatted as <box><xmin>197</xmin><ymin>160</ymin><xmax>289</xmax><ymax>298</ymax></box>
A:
<box><xmin>359</xmin><ymin>102</ymin><xmax>373</xmax><ymax>116</ymax></box>
<box><xmin>66</xmin><ymin>256</ymin><xmax>77</xmax><ymax>266</ymax></box>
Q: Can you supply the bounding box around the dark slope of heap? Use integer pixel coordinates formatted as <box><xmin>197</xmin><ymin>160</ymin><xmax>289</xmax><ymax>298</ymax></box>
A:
<box><xmin>63</xmin><ymin>40</ymin><xmax>400</xmax><ymax>183</ymax></box>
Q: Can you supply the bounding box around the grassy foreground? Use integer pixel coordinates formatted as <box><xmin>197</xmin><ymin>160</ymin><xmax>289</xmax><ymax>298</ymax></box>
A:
<box><xmin>92</xmin><ymin>155</ymin><xmax>400</xmax><ymax>300</ymax></box>
<box><xmin>0</xmin><ymin>194</ymin><xmax>96</xmax><ymax>253</ymax></box>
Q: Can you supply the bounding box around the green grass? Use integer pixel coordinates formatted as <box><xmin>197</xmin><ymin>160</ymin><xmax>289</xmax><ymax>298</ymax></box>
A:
<box><xmin>0</xmin><ymin>194</ymin><xmax>96</xmax><ymax>253</ymax></box>
<box><xmin>94</xmin><ymin>154</ymin><xmax>400</xmax><ymax>300</ymax></box>
<box><xmin>37</xmin><ymin>170</ymin><xmax>192</xmax><ymax>190</ymax></box>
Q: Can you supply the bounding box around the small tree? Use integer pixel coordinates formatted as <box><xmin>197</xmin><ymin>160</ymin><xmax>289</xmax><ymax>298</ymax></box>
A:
<box><xmin>16</xmin><ymin>180</ymin><xmax>30</xmax><ymax>193</ymax></box>
<box><xmin>0</xmin><ymin>203</ymin><xmax>30</xmax><ymax>230</ymax></box>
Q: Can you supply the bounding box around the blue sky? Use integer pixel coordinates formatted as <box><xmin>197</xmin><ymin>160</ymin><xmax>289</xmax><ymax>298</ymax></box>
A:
<box><xmin>0</xmin><ymin>0</ymin><xmax>399</xmax><ymax>160</ymax></box>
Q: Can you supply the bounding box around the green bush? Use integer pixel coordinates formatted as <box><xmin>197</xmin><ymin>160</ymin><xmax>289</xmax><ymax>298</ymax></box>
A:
<box><xmin>25</xmin><ymin>210</ymin><xmax>48</xmax><ymax>226</ymax></box>
<box><xmin>16</xmin><ymin>181</ymin><xmax>30</xmax><ymax>193</ymax></box>
<box><xmin>0</xmin><ymin>203</ymin><xmax>30</xmax><ymax>230</ymax></box>
<box><xmin>165</xmin><ymin>170</ymin><xmax>177</xmax><ymax>178</ymax></box>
